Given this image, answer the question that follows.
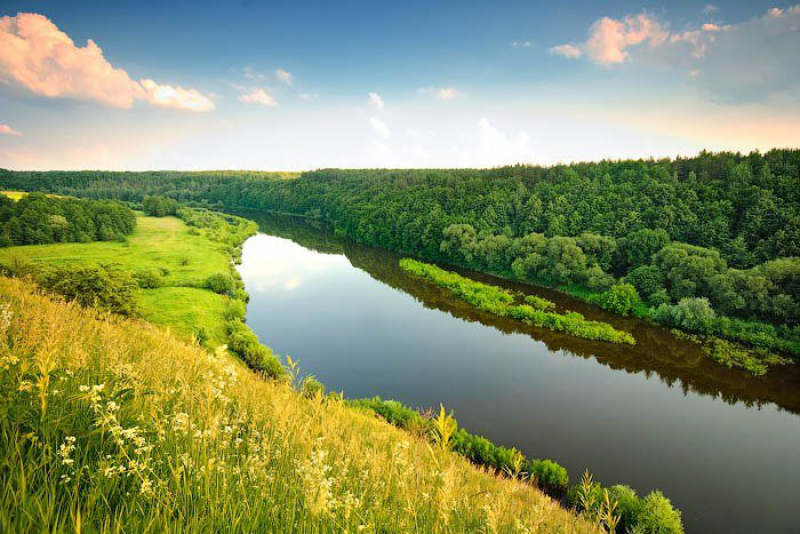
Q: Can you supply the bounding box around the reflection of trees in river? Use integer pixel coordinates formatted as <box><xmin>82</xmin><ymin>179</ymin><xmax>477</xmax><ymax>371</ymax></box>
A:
<box><xmin>245</xmin><ymin>210</ymin><xmax>800</xmax><ymax>415</ymax></box>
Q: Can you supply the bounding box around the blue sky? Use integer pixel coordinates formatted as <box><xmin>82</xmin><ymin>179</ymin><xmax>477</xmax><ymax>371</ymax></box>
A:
<box><xmin>1</xmin><ymin>0</ymin><xmax>798</xmax><ymax>170</ymax></box>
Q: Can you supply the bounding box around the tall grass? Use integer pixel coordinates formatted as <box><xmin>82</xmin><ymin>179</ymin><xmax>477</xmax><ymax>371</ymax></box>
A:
<box><xmin>0</xmin><ymin>277</ymin><xmax>597</xmax><ymax>533</ymax></box>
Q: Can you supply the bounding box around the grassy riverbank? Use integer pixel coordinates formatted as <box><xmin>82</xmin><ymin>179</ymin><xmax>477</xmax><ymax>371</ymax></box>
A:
<box><xmin>0</xmin><ymin>276</ymin><xmax>595</xmax><ymax>532</ymax></box>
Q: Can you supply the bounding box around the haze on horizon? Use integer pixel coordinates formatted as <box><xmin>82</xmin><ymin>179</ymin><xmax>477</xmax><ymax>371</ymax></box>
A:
<box><xmin>1</xmin><ymin>0</ymin><xmax>799</xmax><ymax>171</ymax></box>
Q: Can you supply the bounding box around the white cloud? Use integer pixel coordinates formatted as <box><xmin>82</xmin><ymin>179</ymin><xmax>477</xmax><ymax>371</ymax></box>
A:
<box><xmin>585</xmin><ymin>13</ymin><xmax>668</xmax><ymax>65</ymax></box>
<box><xmin>0</xmin><ymin>13</ymin><xmax>214</xmax><ymax>111</ymax></box>
<box><xmin>477</xmin><ymin>118</ymin><xmax>530</xmax><ymax>162</ymax></box>
<box><xmin>512</xmin><ymin>40</ymin><xmax>531</xmax><ymax>47</ymax></box>
<box><xmin>239</xmin><ymin>88</ymin><xmax>278</xmax><ymax>106</ymax></box>
<box><xmin>551</xmin><ymin>7</ymin><xmax>800</xmax><ymax>102</ymax></box>
<box><xmin>703</xmin><ymin>4</ymin><xmax>718</xmax><ymax>14</ymax></box>
<box><xmin>276</xmin><ymin>68</ymin><xmax>293</xmax><ymax>85</ymax></box>
<box><xmin>368</xmin><ymin>92</ymin><xmax>384</xmax><ymax>110</ymax></box>
<box><xmin>549</xmin><ymin>44</ymin><xmax>583</xmax><ymax>59</ymax></box>
<box><xmin>418</xmin><ymin>86</ymin><xmax>462</xmax><ymax>100</ymax></box>
<box><xmin>0</xmin><ymin>124</ymin><xmax>22</xmax><ymax>136</ymax></box>
<box><xmin>140</xmin><ymin>79</ymin><xmax>215</xmax><ymax>112</ymax></box>
<box><xmin>369</xmin><ymin>117</ymin><xmax>390</xmax><ymax>138</ymax></box>
<box><xmin>298</xmin><ymin>92</ymin><xmax>319</xmax><ymax>101</ymax></box>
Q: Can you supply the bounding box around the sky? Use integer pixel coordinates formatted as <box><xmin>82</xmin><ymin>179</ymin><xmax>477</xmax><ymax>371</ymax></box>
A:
<box><xmin>0</xmin><ymin>0</ymin><xmax>799</xmax><ymax>171</ymax></box>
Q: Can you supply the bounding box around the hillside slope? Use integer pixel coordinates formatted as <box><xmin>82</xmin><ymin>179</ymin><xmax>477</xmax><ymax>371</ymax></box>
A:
<box><xmin>0</xmin><ymin>277</ymin><xmax>596</xmax><ymax>533</ymax></box>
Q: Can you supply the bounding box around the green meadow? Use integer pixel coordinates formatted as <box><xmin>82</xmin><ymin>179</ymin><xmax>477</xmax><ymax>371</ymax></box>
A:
<box><xmin>0</xmin><ymin>214</ymin><xmax>233</xmax><ymax>346</ymax></box>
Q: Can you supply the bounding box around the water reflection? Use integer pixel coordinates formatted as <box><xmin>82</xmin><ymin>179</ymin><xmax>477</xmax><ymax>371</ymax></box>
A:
<box><xmin>244</xmin><ymin>211</ymin><xmax>800</xmax><ymax>415</ymax></box>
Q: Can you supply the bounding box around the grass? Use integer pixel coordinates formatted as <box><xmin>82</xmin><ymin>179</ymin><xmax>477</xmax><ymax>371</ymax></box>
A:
<box><xmin>0</xmin><ymin>215</ymin><xmax>230</xmax><ymax>287</ymax></box>
<box><xmin>137</xmin><ymin>287</ymin><xmax>229</xmax><ymax>347</ymax></box>
<box><xmin>0</xmin><ymin>276</ymin><xmax>597</xmax><ymax>533</ymax></box>
<box><xmin>0</xmin><ymin>214</ymin><xmax>233</xmax><ymax>347</ymax></box>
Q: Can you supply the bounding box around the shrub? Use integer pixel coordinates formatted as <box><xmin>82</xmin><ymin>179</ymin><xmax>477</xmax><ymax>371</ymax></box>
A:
<box><xmin>134</xmin><ymin>268</ymin><xmax>165</xmax><ymax>289</ymax></box>
<box><xmin>348</xmin><ymin>397</ymin><xmax>427</xmax><ymax>431</ymax></box>
<box><xmin>524</xmin><ymin>294</ymin><xmax>556</xmax><ymax>311</ymax></box>
<box><xmin>142</xmin><ymin>196</ymin><xmax>180</xmax><ymax>217</ymax></box>
<box><xmin>597</xmin><ymin>283</ymin><xmax>640</xmax><ymax>316</ymax></box>
<box><xmin>526</xmin><ymin>459</ymin><xmax>569</xmax><ymax>494</ymax></box>
<box><xmin>637</xmin><ymin>491</ymin><xmax>684</xmax><ymax>534</ymax></box>
<box><xmin>36</xmin><ymin>264</ymin><xmax>138</xmax><ymax>316</ymax></box>
<box><xmin>654</xmin><ymin>297</ymin><xmax>716</xmax><ymax>333</ymax></box>
<box><xmin>205</xmin><ymin>273</ymin><xmax>236</xmax><ymax>295</ymax></box>
<box><xmin>607</xmin><ymin>485</ymin><xmax>642</xmax><ymax>531</ymax></box>
<box><xmin>226</xmin><ymin>320</ymin><xmax>284</xmax><ymax>379</ymax></box>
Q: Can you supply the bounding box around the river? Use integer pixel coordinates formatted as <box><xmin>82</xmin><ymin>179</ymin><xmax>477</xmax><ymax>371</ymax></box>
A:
<box><xmin>237</xmin><ymin>212</ymin><xmax>800</xmax><ymax>534</ymax></box>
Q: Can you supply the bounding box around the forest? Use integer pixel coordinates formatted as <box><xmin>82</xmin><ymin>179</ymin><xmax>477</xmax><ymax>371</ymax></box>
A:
<box><xmin>2</xmin><ymin>149</ymin><xmax>799</xmax><ymax>370</ymax></box>
<box><xmin>0</xmin><ymin>192</ymin><xmax>136</xmax><ymax>246</ymax></box>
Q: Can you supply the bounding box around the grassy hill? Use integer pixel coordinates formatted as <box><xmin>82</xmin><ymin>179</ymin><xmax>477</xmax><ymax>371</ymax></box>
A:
<box><xmin>0</xmin><ymin>276</ymin><xmax>595</xmax><ymax>533</ymax></box>
<box><xmin>0</xmin><ymin>214</ymin><xmax>236</xmax><ymax>346</ymax></box>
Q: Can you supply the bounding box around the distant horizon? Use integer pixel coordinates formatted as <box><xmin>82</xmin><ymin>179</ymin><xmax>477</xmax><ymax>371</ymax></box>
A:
<box><xmin>3</xmin><ymin>146</ymin><xmax>799</xmax><ymax>174</ymax></box>
<box><xmin>2</xmin><ymin>1</ymin><xmax>799</xmax><ymax>170</ymax></box>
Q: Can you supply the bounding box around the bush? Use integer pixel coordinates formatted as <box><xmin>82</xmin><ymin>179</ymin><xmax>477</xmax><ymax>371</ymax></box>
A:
<box><xmin>142</xmin><ymin>196</ymin><xmax>179</xmax><ymax>217</ymax></box>
<box><xmin>597</xmin><ymin>283</ymin><xmax>640</xmax><ymax>316</ymax></box>
<box><xmin>205</xmin><ymin>273</ymin><xmax>236</xmax><ymax>295</ymax></box>
<box><xmin>348</xmin><ymin>397</ymin><xmax>428</xmax><ymax>431</ymax></box>
<box><xmin>37</xmin><ymin>264</ymin><xmax>138</xmax><ymax>316</ymax></box>
<box><xmin>526</xmin><ymin>459</ymin><xmax>569</xmax><ymax>494</ymax></box>
<box><xmin>134</xmin><ymin>268</ymin><xmax>165</xmax><ymax>289</ymax></box>
<box><xmin>637</xmin><ymin>490</ymin><xmax>684</xmax><ymax>534</ymax></box>
<box><xmin>524</xmin><ymin>294</ymin><xmax>555</xmax><ymax>311</ymax></box>
<box><xmin>226</xmin><ymin>320</ymin><xmax>284</xmax><ymax>379</ymax></box>
<box><xmin>655</xmin><ymin>297</ymin><xmax>716</xmax><ymax>333</ymax></box>
<box><xmin>607</xmin><ymin>485</ymin><xmax>642</xmax><ymax>531</ymax></box>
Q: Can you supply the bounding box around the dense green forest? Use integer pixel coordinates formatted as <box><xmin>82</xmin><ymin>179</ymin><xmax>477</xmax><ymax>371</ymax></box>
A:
<box><xmin>0</xmin><ymin>192</ymin><xmax>136</xmax><ymax>246</ymax></box>
<box><xmin>2</xmin><ymin>149</ymin><xmax>799</xmax><ymax>368</ymax></box>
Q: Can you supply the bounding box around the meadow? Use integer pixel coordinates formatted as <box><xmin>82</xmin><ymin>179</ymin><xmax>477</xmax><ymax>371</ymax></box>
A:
<box><xmin>0</xmin><ymin>276</ymin><xmax>598</xmax><ymax>533</ymax></box>
<box><xmin>0</xmin><ymin>214</ymin><xmax>233</xmax><ymax>346</ymax></box>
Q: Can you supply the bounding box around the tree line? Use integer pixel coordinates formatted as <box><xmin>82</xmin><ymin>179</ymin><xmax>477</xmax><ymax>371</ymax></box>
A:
<box><xmin>1</xmin><ymin>149</ymin><xmax>798</xmax><ymax>348</ymax></box>
<box><xmin>0</xmin><ymin>193</ymin><xmax>136</xmax><ymax>247</ymax></box>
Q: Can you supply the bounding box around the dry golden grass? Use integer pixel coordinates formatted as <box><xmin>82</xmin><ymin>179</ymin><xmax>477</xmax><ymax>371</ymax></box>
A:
<box><xmin>0</xmin><ymin>276</ymin><xmax>597</xmax><ymax>533</ymax></box>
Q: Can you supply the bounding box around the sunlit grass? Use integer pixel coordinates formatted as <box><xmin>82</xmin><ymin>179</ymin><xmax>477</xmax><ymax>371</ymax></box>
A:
<box><xmin>0</xmin><ymin>276</ymin><xmax>597</xmax><ymax>533</ymax></box>
<box><xmin>0</xmin><ymin>214</ymin><xmax>233</xmax><ymax>347</ymax></box>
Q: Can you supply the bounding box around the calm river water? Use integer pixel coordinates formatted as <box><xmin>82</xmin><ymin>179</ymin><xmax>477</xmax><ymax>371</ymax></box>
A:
<box><xmin>237</xmin><ymin>213</ymin><xmax>800</xmax><ymax>534</ymax></box>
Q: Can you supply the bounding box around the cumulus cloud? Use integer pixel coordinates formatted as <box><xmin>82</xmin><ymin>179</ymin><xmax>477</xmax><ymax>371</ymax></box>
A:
<box><xmin>369</xmin><ymin>117</ymin><xmax>390</xmax><ymax>138</ymax></box>
<box><xmin>478</xmin><ymin>118</ymin><xmax>530</xmax><ymax>160</ymax></box>
<box><xmin>551</xmin><ymin>7</ymin><xmax>800</xmax><ymax>102</ymax></box>
<box><xmin>0</xmin><ymin>13</ymin><xmax>214</xmax><ymax>111</ymax></box>
<box><xmin>140</xmin><ymin>80</ymin><xmax>215</xmax><ymax>111</ymax></box>
<box><xmin>238</xmin><ymin>88</ymin><xmax>277</xmax><ymax>106</ymax></box>
<box><xmin>368</xmin><ymin>92</ymin><xmax>384</xmax><ymax>110</ymax></box>
<box><xmin>0</xmin><ymin>124</ymin><xmax>23</xmax><ymax>136</ymax></box>
<box><xmin>418</xmin><ymin>86</ymin><xmax>462</xmax><ymax>100</ymax></box>
<box><xmin>276</xmin><ymin>68</ymin><xmax>293</xmax><ymax>85</ymax></box>
<box><xmin>585</xmin><ymin>13</ymin><xmax>668</xmax><ymax>65</ymax></box>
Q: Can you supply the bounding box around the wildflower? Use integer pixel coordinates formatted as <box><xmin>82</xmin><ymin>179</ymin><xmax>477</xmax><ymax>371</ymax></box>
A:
<box><xmin>58</xmin><ymin>436</ymin><xmax>77</xmax><ymax>467</ymax></box>
<box><xmin>298</xmin><ymin>444</ymin><xmax>335</xmax><ymax>516</ymax></box>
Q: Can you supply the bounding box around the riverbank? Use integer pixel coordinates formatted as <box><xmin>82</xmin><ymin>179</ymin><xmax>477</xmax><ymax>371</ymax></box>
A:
<box><xmin>0</xmin><ymin>275</ymin><xmax>597</xmax><ymax>532</ymax></box>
